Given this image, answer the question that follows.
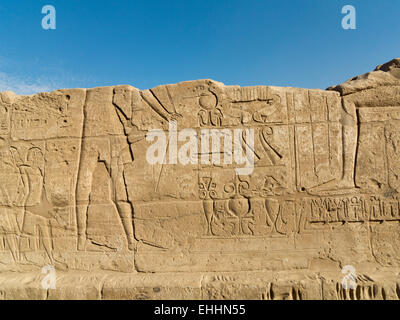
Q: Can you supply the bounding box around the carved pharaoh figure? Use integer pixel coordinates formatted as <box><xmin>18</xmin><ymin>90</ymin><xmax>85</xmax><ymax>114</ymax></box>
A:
<box><xmin>75</xmin><ymin>86</ymin><xmax>140</xmax><ymax>251</ymax></box>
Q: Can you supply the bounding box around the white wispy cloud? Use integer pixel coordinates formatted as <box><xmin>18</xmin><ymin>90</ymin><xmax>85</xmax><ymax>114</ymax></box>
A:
<box><xmin>0</xmin><ymin>71</ymin><xmax>60</xmax><ymax>95</ymax></box>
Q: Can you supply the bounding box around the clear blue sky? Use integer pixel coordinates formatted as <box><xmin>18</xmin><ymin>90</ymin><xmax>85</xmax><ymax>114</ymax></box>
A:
<box><xmin>0</xmin><ymin>0</ymin><xmax>399</xmax><ymax>94</ymax></box>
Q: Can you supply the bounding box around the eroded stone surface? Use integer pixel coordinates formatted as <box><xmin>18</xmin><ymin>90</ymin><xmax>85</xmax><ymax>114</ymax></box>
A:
<box><xmin>0</xmin><ymin>59</ymin><xmax>400</xmax><ymax>299</ymax></box>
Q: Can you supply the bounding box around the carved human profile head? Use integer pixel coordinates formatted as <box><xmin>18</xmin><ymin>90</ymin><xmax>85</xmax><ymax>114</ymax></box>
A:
<box><xmin>26</xmin><ymin>147</ymin><xmax>44</xmax><ymax>169</ymax></box>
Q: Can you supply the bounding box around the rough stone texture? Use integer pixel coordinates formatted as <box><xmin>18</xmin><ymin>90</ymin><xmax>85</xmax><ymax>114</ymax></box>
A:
<box><xmin>0</xmin><ymin>59</ymin><xmax>400</xmax><ymax>300</ymax></box>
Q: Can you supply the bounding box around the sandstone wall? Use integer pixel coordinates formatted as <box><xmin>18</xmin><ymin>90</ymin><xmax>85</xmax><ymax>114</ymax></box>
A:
<box><xmin>0</xmin><ymin>59</ymin><xmax>400</xmax><ymax>299</ymax></box>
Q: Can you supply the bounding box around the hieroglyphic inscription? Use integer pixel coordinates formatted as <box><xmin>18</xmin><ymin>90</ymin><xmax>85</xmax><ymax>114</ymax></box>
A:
<box><xmin>307</xmin><ymin>195</ymin><xmax>400</xmax><ymax>223</ymax></box>
<box><xmin>0</xmin><ymin>65</ymin><xmax>400</xmax><ymax>276</ymax></box>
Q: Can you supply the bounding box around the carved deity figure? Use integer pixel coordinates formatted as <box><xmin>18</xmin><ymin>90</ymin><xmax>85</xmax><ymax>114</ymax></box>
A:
<box><xmin>19</xmin><ymin>147</ymin><xmax>55</xmax><ymax>263</ymax></box>
<box><xmin>312</xmin><ymin>58</ymin><xmax>400</xmax><ymax>192</ymax></box>
<box><xmin>0</xmin><ymin>138</ymin><xmax>22</xmax><ymax>261</ymax></box>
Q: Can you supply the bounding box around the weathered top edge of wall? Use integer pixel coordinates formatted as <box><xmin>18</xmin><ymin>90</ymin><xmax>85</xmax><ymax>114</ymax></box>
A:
<box><xmin>1</xmin><ymin>58</ymin><xmax>399</xmax><ymax>98</ymax></box>
<box><xmin>327</xmin><ymin>57</ymin><xmax>400</xmax><ymax>96</ymax></box>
